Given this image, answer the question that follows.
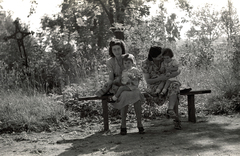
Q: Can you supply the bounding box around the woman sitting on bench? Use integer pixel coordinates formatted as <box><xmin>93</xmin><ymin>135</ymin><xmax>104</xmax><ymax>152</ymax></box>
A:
<box><xmin>96</xmin><ymin>39</ymin><xmax>145</xmax><ymax>135</ymax></box>
<box><xmin>141</xmin><ymin>46</ymin><xmax>182</xmax><ymax>129</ymax></box>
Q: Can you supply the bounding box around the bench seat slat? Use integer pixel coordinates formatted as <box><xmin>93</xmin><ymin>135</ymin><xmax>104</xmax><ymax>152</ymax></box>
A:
<box><xmin>77</xmin><ymin>89</ymin><xmax>211</xmax><ymax>101</ymax></box>
<box><xmin>76</xmin><ymin>96</ymin><xmax>105</xmax><ymax>100</ymax></box>
<box><xmin>180</xmin><ymin>90</ymin><xmax>211</xmax><ymax>95</ymax></box>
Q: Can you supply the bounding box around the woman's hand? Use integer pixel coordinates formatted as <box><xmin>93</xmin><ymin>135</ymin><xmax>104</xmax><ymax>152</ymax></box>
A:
<box><xmin>112</xmin><ymin>77</ymin><xmax>122</xmax><ymax>86</ymax></box>
<box><xmin>167</xmin><ymin>69</ymin><xmax>181</xmax><ymax>78</ymax></box>
<box><xmin>128</xmin><ymin>73</ymin><xmax>135</xmax><ymax>80</ymax></box>
<box><xmin>157</xmin><ymin>74</ymin><xmax>168</xmax><ymax>81</ymax></box>
<box><xmin>143</xmin><ymin>73</ymin><xmax>168</xmax><ymax>85</ymax></box>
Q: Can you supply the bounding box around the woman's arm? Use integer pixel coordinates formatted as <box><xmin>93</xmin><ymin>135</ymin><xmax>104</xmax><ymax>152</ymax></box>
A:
<box><xmin>169</xmin><ymin>66</ymin><xmax>178</xmax><ymax>71</ymax></box>
<box><xmin>143</xmin><ymin>73</ymin><xmax>168</xmax><ymax>85</ymax></box>
<box><xmin>108</xmin><ymin>70</ymin><xmax>114</xmax><ymax>83</ymax></box>
<box><xmin>160</xmin><ymin>63</ymin><xmax>165</xmax><ymax>73</ymax></box>
<box><xmin>166</xmin><ymin>68</ymin><xmax>181</xmax><ymax>78</ymax></box>
<box><xmin>106</xmin><ymin>59</ymin><xmax>115</xmax><ymax>84</ymax></box>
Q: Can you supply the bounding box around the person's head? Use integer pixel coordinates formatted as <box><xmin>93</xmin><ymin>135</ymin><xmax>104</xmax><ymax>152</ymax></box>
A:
<box><xmin>148</xmin><ymin>46</ymin><xmax>163</xmax><ymax>61</ymax></box>
<box><xmin>109</xmin><ymin>39</ymin><xmax>126</xmax><ymax>58</ymax></box>
<box><xmin>123</xmin><ymin>54</ymin><xmax>135</xmax><ymax>69</ymax></box>
<box><xmin>162</xmin><ymin>48</ymin><xmax>174</xmax><ymax>63</ymax></box>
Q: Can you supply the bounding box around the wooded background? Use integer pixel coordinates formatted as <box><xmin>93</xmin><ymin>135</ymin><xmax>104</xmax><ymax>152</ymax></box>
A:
<box><xmin>0</xmin><ymin>0</ymin><xmax>239</xmax><ymax>96</ymax></box>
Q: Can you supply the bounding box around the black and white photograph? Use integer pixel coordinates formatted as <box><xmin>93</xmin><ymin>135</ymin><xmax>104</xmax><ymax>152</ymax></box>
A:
<box><xmin>0</xmin><ymin>0</ymin><xmax>240</xmax><ymax>155</ymax></box>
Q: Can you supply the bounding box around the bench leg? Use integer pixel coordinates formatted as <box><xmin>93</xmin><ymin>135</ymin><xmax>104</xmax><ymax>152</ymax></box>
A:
<box><xmin>102</xmin><ymin>99</ymin><xmax>109</xmax><ymax>131</ymax></box>
<box><xmin>188</xmin><ymin>95</ymin><xmax>196</xmax><ymax>123</ymax></box>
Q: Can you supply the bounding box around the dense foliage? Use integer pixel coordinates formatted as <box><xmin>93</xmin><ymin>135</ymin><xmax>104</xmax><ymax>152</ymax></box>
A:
<box><xmin>0</xmin><ymin>0</ymin><xmax>240</xmax><ymax>133</ymax></box>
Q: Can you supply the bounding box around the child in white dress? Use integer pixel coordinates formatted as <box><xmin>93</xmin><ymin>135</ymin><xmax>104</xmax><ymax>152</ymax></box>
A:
<box><xmin>111</xmin><ymin>54</ymin><xmax>141</xmax><ymax>102</ymax></box>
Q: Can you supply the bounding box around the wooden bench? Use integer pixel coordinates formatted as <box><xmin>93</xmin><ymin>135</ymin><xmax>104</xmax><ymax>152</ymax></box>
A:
<box><xmin>77</xmin><ymin>89</ymin><xmax>211</xmax><ymax>131</ymax></box>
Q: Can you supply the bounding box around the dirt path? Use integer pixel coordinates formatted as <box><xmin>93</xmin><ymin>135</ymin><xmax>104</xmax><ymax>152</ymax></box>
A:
<box><xmin>1</xmin><ymin>115</ymin><xmax>240</xmax><ymax>156</ymax></box>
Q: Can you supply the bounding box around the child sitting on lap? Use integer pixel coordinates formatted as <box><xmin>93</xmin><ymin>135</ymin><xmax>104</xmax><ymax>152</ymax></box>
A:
<box><xmin>154</xmin><ymin>48</ymin><xmax>179</xmax><ymax>96</ymax></box>
<box><xmin>111</xmin><ymin>54</ymin><xmax>141</xmax><ymax>102</ymax></box>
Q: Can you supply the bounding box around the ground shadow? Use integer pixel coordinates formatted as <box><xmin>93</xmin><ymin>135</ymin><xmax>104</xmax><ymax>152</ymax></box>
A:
<box><xmin>57</xmin><ymin>116</ymin><xmax>240</xmax><ymax>156</ymax></box>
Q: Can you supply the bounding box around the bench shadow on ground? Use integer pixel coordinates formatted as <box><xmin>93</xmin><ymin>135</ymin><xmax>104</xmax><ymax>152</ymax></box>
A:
<box><xmin>57</xmin><ymin>116</ymin><xmax>240</xmax><ymax>156</ymax></box>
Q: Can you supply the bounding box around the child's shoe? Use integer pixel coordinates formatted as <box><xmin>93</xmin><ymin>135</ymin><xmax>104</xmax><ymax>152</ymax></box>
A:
<box><xmin>160</xmin><ymin>89</ymin><xmax>167</xmax><ymax>97</ymax></box>
<box><xmin>159</xmin><ymin>92</ymin><xmax>165</xmax><ymax>97</ymax></box>
<box><xmin>95</xmin><ymin>89</ymin><xmax>105</xmax><ymax>97</ymax></box>
<box><xmin>108</xmin><ymin>96</ymin><xmax>117</xmax><ymax>103</ymax></box>
<box><xmin>95</xmin><ymin>83</ymin><xmax>112</xmax><ymax>97</ymax></box>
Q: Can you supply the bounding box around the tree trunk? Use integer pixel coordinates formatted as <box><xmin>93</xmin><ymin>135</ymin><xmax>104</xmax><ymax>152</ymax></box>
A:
<box><xmin>99</xmin><ymin>0</ymin><xmax>127</xmax><ymax>40</ymax></box>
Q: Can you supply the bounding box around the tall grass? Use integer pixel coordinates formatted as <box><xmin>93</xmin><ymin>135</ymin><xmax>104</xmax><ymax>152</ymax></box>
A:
<box><xmin>178</xmin><ymin>57</ymin><xmax>240</xmax><ymax>115</ymax></box>
<box><xmin>0</xmin><ymin>89</ymin><xmax>68</xmax><ymax>133</ymax></box>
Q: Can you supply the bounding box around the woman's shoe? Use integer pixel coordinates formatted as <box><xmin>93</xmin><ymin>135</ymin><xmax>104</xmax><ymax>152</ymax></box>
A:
<box><xmin>173</xmin><ymin>119</ymin><xmax>182</xmax><ymax>130</ymax></box>
<box><xmin>120</xmin><ymin>127</ymin><xmax>127</xmax><ymax>135</ymax></box>
<box><xmin>166</xmin><ymin>109</ymin><xmax>177</xmax><ymax>119</ymax></box>
<box><xmin>138</xmin><ymin>127</ymin><xmax>145</xmax><ymax>134</ymax></box>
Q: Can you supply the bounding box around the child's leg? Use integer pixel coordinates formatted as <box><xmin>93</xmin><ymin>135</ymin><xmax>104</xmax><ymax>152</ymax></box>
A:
<box><xmin>112</xmin><ymin>86</ymin><xmax>131</xmax><ymax>101</ymax></box>
<box><xmin>115</xmin><ymin>86</ymin><xmax>131</xmax><ymax>97</ymax></box>
<box><xmin>161</xmin><ymin>80</ymin><xmax>171</xmax><ymax>94</ymax></box>
<box><xmin>155</xmin><ymin>81</ymin><xmax>165</xmax><ymax>93</ymax></box>
<box><xmin>96</xmin><ymin>81</ymin><xmax>112</xmax><ymax>97</ymax></box>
